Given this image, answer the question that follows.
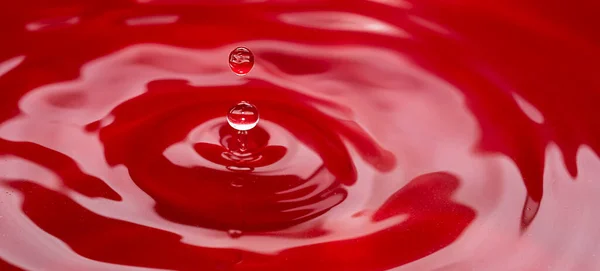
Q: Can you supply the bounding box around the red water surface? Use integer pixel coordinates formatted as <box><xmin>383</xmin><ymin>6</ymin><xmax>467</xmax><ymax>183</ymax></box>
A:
<box><xmin>1</xmin><ymin>0</ymin><xmax>600</xmax><ymax>270</ymax></box>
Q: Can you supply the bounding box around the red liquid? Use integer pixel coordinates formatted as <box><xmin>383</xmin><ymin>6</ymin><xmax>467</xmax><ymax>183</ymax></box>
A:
<box><xmin>227</xmin><ymin>101</ymin><xmax>259</xmax><ymax>130</ymax></box>
<box><xmin>1</xmin><ymin>0</ymin><xmax>600</xmax><ymax>270</ymax></box>
<box><xmin>229</xmin><ymin>47</ymin><xmax>255</xmax><ymax>76</ymax></box>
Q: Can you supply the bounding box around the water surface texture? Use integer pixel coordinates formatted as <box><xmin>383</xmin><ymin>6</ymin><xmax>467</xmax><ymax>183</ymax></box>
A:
<box><xmin>1</xmin><ymin>0</ymin><xmax>600</xmax><ymax>270</ymax></box>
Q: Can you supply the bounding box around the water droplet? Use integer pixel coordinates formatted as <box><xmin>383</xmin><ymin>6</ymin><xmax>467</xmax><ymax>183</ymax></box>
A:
<box><xmin>228</xmin><ymin>229</ymin><xmax>243</xmax><ymax>238</ymax></box>
<box><xmin>227</xmin><ymin>101</ymin><xmax>259</xmax><ymax>131</ymax></box>
<box><xmin>229</xmin><ymin>47</ymin><xmax>254</xmax><ymax>75</ymax></box>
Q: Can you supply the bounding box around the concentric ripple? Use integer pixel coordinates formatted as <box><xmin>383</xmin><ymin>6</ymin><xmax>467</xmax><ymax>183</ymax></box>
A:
<box><xmin>1</xmin><ymin>0</ymin><xmax>600</xmax><ymax>271</ymax></box>
<box><xmin>97</xmin><ymin>78</ymin><xmax>396</xmax><ymax>232</ymax></box>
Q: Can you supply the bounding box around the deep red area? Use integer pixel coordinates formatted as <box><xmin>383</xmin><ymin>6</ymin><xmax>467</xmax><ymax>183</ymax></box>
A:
<box><xmin>1</xmin><ymin>0</ymin><xmax>599</xmax><ymax>270</ymax></box>
<box><xmin>194</xmin><ymin>125</ymin><xmax>287</xmax><ymax>168</ymax></box>
<box><xmin>0</xmin><ymin>139</ymin><xmax>120</xmax><ymax>200</ymax></box>
<box><xmin>2</xmin><ymin>171</ymin><xmax>473</xmax><ymax>271</ymax></box>
<box><xmin>97</xmin><ymin>79</ymin><xmax>394</xmax><ymax>231</ymax></box>
<box><xmin>0</xmin><ymin>259</ymin><xmax>21</xmax><ymax>271</ymax></box>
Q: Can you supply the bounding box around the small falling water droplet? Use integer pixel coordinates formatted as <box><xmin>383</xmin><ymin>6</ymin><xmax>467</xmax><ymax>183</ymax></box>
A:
<box><xmin>228</xmin><ymin>229</ymin><xmax>243</xmax><ymax>239</ymax></box>
<box><xmin>227</xmin><ymin>101</ymin><xmax>259</xmax><ymax>131</ymax></box>
<box><xmin>229</xmin><ymin>47</ymin><xmax>254</xmax><ymax>75</ymax></box>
